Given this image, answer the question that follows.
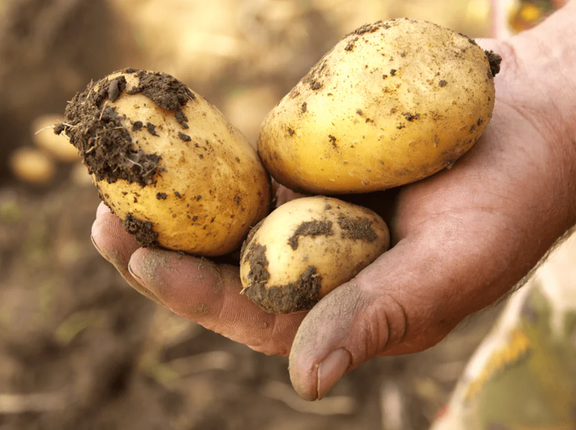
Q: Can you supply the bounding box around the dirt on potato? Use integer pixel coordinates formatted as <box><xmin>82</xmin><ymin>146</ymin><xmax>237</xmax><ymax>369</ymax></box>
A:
<box><xmin>288</xmin><ymin>220</ymin><xmax>334</xmax><ymax>250</ymax></box>
<box><xmin>59</xmin><ymin>69</ymin><xmax>196</xmax><ymax>188</ymax></box>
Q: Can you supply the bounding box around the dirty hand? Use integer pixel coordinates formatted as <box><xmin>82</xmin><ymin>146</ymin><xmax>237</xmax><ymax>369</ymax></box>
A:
<box><xmin>91</xmin><ymin>4</ymin><xmax>576</xmax><ymax>401</ymax></box>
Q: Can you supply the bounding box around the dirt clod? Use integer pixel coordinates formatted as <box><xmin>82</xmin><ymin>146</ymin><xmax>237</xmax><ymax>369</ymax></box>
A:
<box><xmin>244</xmin><ymin>243</ymin><xmax>271</xmax><ymax>287</ymax></box>
<box><xmin>348</xmin><ymin>20</ymin><xmax>389</xmax><ymax>37</ymax></box>
<box><xmin>485</xmin><ymin>50</ymin><xmax>502</xmax><ymax>78</ymax></box>
<box><xmin>404</xmin><ymin>113</ymin><xmax>420</xmax><ymax>122</ymax></box>
<box><xmin>245</xmin><ymin>264</ymin><xmax>322</xmax><ymax>314</ymax></box>
<box><xmin>122</xmin><ymin>214</ymin><xmax>158</xmax><ymax>248</ymax></box>
<box><xmin>126</xmin><ymin>69</ymin><xmax>195</xmax><ymax>111</ymax></box>
<box><xmin>62</xmin><ymin>73</ymin><xmax>163</xmax><ymax>187</ymax></box>
<box><xmin>146</xmin><ymin>122</ymin><xmax>159</xmax><ymax>136</ymax></box>
<box><xmin>338</xmin><ymin>215</ymin><xmax>378</xmax><ymax>242</ymax></box>
<box><xmin>178</xmin><ymin>132</ymin><xmax>191</xmax><ymax>141</ymax></box>
<box><xmin>108</xmin><ymin>76</ymin><xmax>127</xmax><ymax>103</ymax></box>
<box><xmin>288</xmin><ymin>220</ymin><xmax>333</xmax><ymax>250</ymax></box>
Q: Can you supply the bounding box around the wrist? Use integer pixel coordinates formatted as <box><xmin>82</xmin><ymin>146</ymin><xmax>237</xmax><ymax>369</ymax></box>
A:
<box><xmin>508</xmin><ymin>1</ymin><xmax>576</xmax><ymax>222</ymax></box>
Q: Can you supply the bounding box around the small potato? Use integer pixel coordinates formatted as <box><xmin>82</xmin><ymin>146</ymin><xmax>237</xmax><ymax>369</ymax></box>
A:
<box><xmin>10</xmin><ymin>148</ymin><xmax>56</xmax><ymax>185</ymax></box>
<box><xmin>60</xmin><ymin>69</ymin><xmax>271</xmax><ymax>256</ymax></box>
<box><xmin>258</xmin><ymin>19</ymin><xmax>501</xmax><ymax>194</ymax></box>
<box><xmin>239</xmin><ymin>196</ymin><xmax>390</xmax><ymax>314</ymax></box>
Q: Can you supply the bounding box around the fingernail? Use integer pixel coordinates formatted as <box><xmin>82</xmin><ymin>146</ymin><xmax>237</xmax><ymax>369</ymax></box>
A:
<box><xmin>90</xmin><ymin>234</ymin><xmax>110</xmax><ymax>262</ymax></box>
<box><xmin>317</xmin><ymin>349</ymin><xmax>352</xmax><ymax>400</ymax></box>
<box><xmin>128</xmin><ymin>262</ymin><xmax>145</xmax><ymax>286</ymax></box>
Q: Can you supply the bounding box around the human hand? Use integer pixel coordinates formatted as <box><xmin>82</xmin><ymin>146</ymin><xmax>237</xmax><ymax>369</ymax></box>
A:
<box><xmin>91</xmin><ymin>3</ymin><xmax>576</xmax><ymax>401</ymax></box>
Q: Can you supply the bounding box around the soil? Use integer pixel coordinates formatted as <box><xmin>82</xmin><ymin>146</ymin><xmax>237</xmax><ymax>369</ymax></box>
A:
<box><xmin>485</xmin><ymin>50</ymin><xmax>503</xmax><ymax>78</ymax></box>
<box><xmin>61</xmin><ymin>68</ymin><xmax>197</xmax><ymax>188</ymax></box>
<box><xmin>126</xmin><ymin>69</ymin><xmax>195</xmax><ymax>113</ymax></box>
<box><xmin>242</xmin><ymin>232</ymin><xmax>325</xmax><ymax>314</ymax></box>
<box><xmin>243</xmin><ymin>243</ymin><xmax>271</xmax><ymax>288</ymax></box>
<box><xmin>288</xmin><ymin>220</ymin><xmax>334</xmax><ymax>250</ymax></box>
<box><xmin>247</xmin><ymin>265</ymin><xmax>323</xmax><ymax>314</ymax></box>
<box><xmin>337</xmin><ymin>215</ymin><xmax>378</xmax><ymax>242</ymax></box>
<box><xmin>349</xmin><ymin>21</ymin><xmax>390</xmax><ymax>37</ymax></box>
<box><xmin>123</xmin><ymin>213</ymin><xmax>159</xmax><ymax>248</ymax></box>
<box><xmin>178</xmin><ymin>132</ymin><xmax>192</xmax><ymax>142</ymax></box>
<box><xmin>62</xmin><ymin>75</ymin><xmax>162</xmax><ymax>187</ymax></box>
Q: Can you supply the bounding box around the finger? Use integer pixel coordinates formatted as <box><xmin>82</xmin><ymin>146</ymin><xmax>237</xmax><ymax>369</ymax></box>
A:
<box><xmin>127</xmin><ymin>248</ymin><xmax>306</xmax><ymax>356</ymax></box>
<box><xmin>91</xmin><ymin>202</ymin><xmax>162</xmax><ymax>304</ymax></box>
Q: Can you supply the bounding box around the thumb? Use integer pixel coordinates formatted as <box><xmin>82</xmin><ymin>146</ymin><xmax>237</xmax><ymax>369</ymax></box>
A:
<box><xmin>287</xmin><ymin>238</ymin><xmax>432</xmax><ymax>401</ymax></box>
<box><xmin>287</xmin><ymin>280</ymin><xmax>405</xmax><ymax>401</ymax></box>
<box><xmin>287</xmin><ymin>219</ymin><xmax>513</xmax><ymax>401</ymax></box>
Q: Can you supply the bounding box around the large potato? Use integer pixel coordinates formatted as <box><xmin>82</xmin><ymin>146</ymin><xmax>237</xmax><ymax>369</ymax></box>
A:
<box><xmin>60</xmin><ymin>69</ymin><xmax>271</xmax><ymax>256</ymax></box>
<box><xmin>239</xmin><ymin>196</ymin><xmax>390</xmax><ymax>314</ymax></box>
<box><xmin>258</xmin><ymin>19</ymin><xmax>501</xmax><ymax>194</ymax></box>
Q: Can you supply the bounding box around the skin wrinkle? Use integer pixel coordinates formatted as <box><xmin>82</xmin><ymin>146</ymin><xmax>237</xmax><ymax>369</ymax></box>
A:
<box><xmin>514</xmin><ymin>5</ymin><xmax>576</xmax><ymax>130</ymax></box>
<box><xmin>383</xmin><ymin>293</ymin><xmax>409</xmax><ymax>349</ymax></box>
<box><xmin>363</xmin><ymin>209</ymin><xmax>520</xmax><ymax>337</ymax></box>
<box><xmin>499</xmin><ymin>38</ymin><xmax>574</xmax><ymax>159</ymax></box>
<box><xmin>266</xmin><ymin>312</ymin><xmax>297</xmax><ymax>357</ymax></box>
<box><xmin>261</xmin><ymin>315</ymin><xmax>302</xmax><ymax>357</ymax></box>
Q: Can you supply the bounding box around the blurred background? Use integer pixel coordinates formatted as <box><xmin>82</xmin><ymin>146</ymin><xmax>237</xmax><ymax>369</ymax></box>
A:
<box><xmin>0</xmin><ymin>0</ymin><xmax>530</xmax><ymax>429</ymax></box>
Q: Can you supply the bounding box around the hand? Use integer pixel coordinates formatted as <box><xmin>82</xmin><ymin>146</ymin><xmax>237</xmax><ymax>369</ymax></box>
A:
<box><xmin>91</xmin><ymin>4</ymin><xmax>576</xmax><ymax>401</ymax></box>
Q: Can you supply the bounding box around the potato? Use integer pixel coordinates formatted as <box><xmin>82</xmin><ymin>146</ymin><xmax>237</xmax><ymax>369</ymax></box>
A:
<box><xmin>10</xmin><ymin>147</ymin><xmax>56</xmax><ymax>185</ymax></box>
<box><xmin>239</xmin><ymin>196</ymin><xmax>390</xmax><ymax>313</ymax></box>
<box><xmin>258</xmin><ymin>19</ymin><xmax>501</xmax><ymax>194</ymax></box>
<box><xmin>59</xmin><ymin>69</ymin><xmax>271</xmax><ymax>256</ymax></box>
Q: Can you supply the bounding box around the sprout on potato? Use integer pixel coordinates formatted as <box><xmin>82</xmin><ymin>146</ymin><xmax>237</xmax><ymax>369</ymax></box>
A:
<box><xmin>258</xmin><ymin>18</ymin><xmax>501</xmax><ymax>194</ymax></box>
<box><xmin>59</xmin><ymin>69</ymin><xmax>271</xmax><ymax>256</ymax></box>
<box><xmin>240</xmin><ymin>196</ymin><xmax>390</xmax><ymax>313</ymax></box>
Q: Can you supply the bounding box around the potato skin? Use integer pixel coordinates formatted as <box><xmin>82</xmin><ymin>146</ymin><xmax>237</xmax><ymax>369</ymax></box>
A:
<box><xmin>63</xmin><ymin>69</ymin><xmax>271</xmax><ymax>256</ymax></box>
<box><xmin>258</xmin><ymin>19</ymin><xmax>497</xmax><ymax>194</ymax></box>
<box><xmin>239</xmin><ymin>196</ymin><xmax>390</xmax><ymax>314</ymax></box>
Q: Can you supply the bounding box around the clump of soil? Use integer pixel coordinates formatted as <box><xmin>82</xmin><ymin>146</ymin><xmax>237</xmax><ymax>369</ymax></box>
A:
<box><xmin>247</xmin><ymin>265</ymin><xmax>322</xmax><ymax>314</ymax></box>
<box><xmin>125</xmin><ymin>68</ymin><xmax>195</xmax><ymax>112</ymax></box>
<box><xmin>288</xmin><ymin>220</ymin><xmax>334</xmax><ymax>250</ymax></box>
<box><xmin>242</xmin><ymin>235</ymin><xmax>323</xmax><ymax>314</ymax></box>
<box><xmin>57</xmin><ymin>68</ymin><xmax>195</xmax><ymax>188</ymax></box>
<box><xmin>242</xmin><ymin>242</ymin><xmax>271</xmax><ymax>288</ymax></box>
<box><xmin>484</xmin><ymin>50</ymin><xmax>502</xmax><ymax>78</ymax></box>
<box><xmin>122</xmin><ymin>213</ymin><xmax>158</xmax><ymax>247</ymax></box>
<box><xmin>338</xmin><ymin>215</ymin><xmax>378</xmax><ymax>242</ymax></box>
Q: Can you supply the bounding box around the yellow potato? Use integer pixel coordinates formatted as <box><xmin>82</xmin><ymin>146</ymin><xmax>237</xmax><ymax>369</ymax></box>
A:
<box><xmin>239</xmin><ymin>196</ymin><xmax>390</xmax><ymax>313</ymax></box>
<box><xmin>258</xmin><ymin>19</ymin><xmax>501</xmax><ymax>194</ymax></box>
<box><xmin>10</xmin><ymin>148</ymin><xmax>56</xmax><ymax>185</ymax></box>
<box><xmin>60</xmin><ymin>69</ymin><xmax>271</xmax><ymax>256</ymax></box>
